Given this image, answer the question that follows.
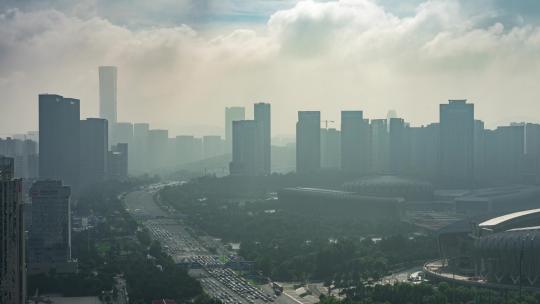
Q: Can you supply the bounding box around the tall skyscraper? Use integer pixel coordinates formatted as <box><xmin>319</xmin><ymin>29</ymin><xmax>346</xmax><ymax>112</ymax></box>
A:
<box><xmin>225</xmin><ymin>107</ymin><xmax>245</xmax><ymax>153</ymax></box>
<box><xmin>370</xmin><ymin>119</ymin><xmax>389</xmax><ymax>173</ymax></box>
<box><xmin>148</xmin><ymin>129</ymin><xmax>169</xmax><ymax>170</ymax></box>
<box><xmin>524</xmin><ymin>123</ymin><xmax>540</xmax><ymax>181</ymax></box>
<box><xmin>176</xmin><ymin>135</ymin><xmax>199</xmax><ymax>165</ymax></box>
<box><xmin>0</xmin><ymin>137</ymin><xmax>38</xmax><ymax>179</ymax></box>
<box><xmin>439</xmin><ymin>99</ymin><xmax>474</xmax><ymax>187</ymax></box>
<box><xmin>108</xmin><ymin>143</ymin><xmax>128</xmax><ymax>179</ymax></box>
<box><xmin>0</xmin><ymin>157</ymin><xmax>25</xmax><ymax>304</ymax></box>
<box><xmin>254</xmin><ymin>103</ymin><xmax>271</xmax><ymax>175</ymax></box>
<box><xmin>321</xmin><ymin>128</ymin><xmax>341</xmax><ymax>169</ymax></box>
<box><xmin>473</xmin><ymin>120</ymin><xmax>486</xmax><ymax>181</ymax></box>
<box><xmin>133</xmin><ymin>123</ymin><xmax>149</xmax><ymax>173</ymax></box>
<box><xmin>409</xmin><ymin>123</ymin><xmax>439</xmax><ymax>179</ymax></box>
<box><xmin>485</xmin><ymin>125</ymin><xmax>524</xmax><ymax>183</ymax></box>
<box><xmin>28</xmin><ymin>180</ymin><xmax>76</xmax><ymax>274</ymax></box>
<box><xmin>230</xmin><ymin>120</ymin><xmax>259</xmax><ymax>176</ymax></box>
<box><xmin>39</xmin><ymin>94</ymin><xmax>80</xmax><ymax>189</ymax></box>
<box><xmin>112</xmin><ymin>122</ymin><xmax>133</xmax><ymax>146</ymax></box>
<box><xmin>99</xmin><ymin>66</ymin><xmax>117</xmax><ymax>124</ymax></box>
<box><xmin>203</xmin><ymin>136</ymin><xmax>224</xmax><ymax>159</ymax></box>
<box><xmin>80</xmin><ymin>118</ymin><xmax>108</xmax><ymax>188</ymax></box>
<box><xmin>341</xmin><ymin>111</ymin><xmax>371</xmax><ymax>174</ymax></box>
<box><xmin>99</xmin><ymin>66</ymin><xmax>117</xmax><ymax>145</ymax></box>
<box><xmin>296</xmin><ymin>111</ymin><xmax>321</xmax><ymax>174</ymax></box>
<box><xmin>389</xmin><ymin>117</ymin><xmax>408</xmax><ymax>175</ymax></box>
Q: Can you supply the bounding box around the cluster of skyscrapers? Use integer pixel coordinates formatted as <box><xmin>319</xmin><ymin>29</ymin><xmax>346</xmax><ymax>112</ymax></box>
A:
<box><xmin>4</xmin><ymin>62</ymin><xmax>540</xmax><ymax>303</ymax></box>
<box><xmin>229</xmin><ymin>103</ymin><xmax>271</xmax><ymax>176</ymax></box>
<box><xmin>296</xmin><ymin>100</ymin><xmax>540</xmax><ymax>188</ymax></box>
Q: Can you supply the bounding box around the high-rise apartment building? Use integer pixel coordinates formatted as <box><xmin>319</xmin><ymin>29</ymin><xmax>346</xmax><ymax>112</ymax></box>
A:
<box><xmin>28</xmin><ymin>180</ymin><xmax>76</xmax><ymax>274</ymax></box>
<box><xmin>133</xmin><ymin>123</ymin><xmax>149</xmax><ymax>173</ymax></box>
<box><xmin>176</xmin><ymin>136</ymin><xmax>200</xmax><ymax>165</ymax></box>
<box><xmin>0</xmin><ymin>157</ymin><xmax>25</xmax><ymax>304</ymax></box>
<box><xmin>0</xmin><ymin>138</ymin><xmax>38</xmax><ymax>179</ymax></box>
<box><xmin>203</xmin><ymin>136</ymin><xmax>224</xmax><ymax>159</ymax></box>
<box><xmin>225</xmin><ymin>107</ymin><xmax>245</xmax><ymax>153</ymax></box>
<box><xmin>524</xmin><ymin>123</ymin><xmax>540</xmax><ymax>181</ymax></box>
<box><xmin>409</xmin><ymin>123</ymin><xmax>439</xmax><ymax>179</ymax></box>
<box><xmin>389</xmin><ymin>118</ymin><xmax>409</xmax><ymax>175</ymax></box>
<box><xmin>439</xmin><ymin>100</ymin><xmax>474</xmax><ymax>187</ymax></box>
<box><xmin>80</xmin><ymin>118</ymin><xmax>108</xmax><ymax>188</ymax></box>
<box><xmin>370</xmin><ymin>119</ymin><xmax>389</xmax><ymax>174</ymax></box>
<box><xmin>341</xmin><ymin>111</ymin><xmax>370</xmax><ymax>174</ymax></box>
<box><xmin>230</xmin><ymin>120</ymin><xmax>260</xmax><ymax>176</ymax></box>
<box><xmin>148</xmin><ymin>129</ymin><xmax>169</xmax><ymax>170</ymax></box>
<box><xmin>483</xmin><ymin>125</ymin><xmax>524</xmax><ymax>183</ymax></box>
<box><xmin>39</xmin><ymin>94</ymin><xmax>80</xmax><ymax>189</ymax></box>
<box><xmin>112</xmin><ymin>122</ymin><xmax>133</xmax><ymax>146</ymax></box>
<box><xmin>296</xmin><ymin>111</ymin><xmax>321</xmax><ymax>174</ymax></box>
<box><xmin>108</xmin><ymin>143</ymin><xmax>128</xmax><ymax>179</ymax></box>
<box><xmin>321</xmin><ymin>128</ymin><xmax>341</xmax><ymax>169</ymax></box>
<box><xmin>254</xmin><ymin>103</ymin><xmax>271</xmax><ymax>175</ymax></box>
<box><xmin>99</xmin><ymin>66</ymin><xmax>117</xmax><ymax>128</ymax></box>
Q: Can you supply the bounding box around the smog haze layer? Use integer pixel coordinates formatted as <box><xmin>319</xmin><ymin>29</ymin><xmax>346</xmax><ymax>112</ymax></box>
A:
<box><xmin>2</xmin><ymin>0</ymin><xmax>540</xmax><ymax>136</ymax></box>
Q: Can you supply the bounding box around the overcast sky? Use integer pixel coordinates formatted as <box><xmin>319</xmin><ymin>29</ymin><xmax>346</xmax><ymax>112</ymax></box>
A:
<box><xmin>1</xmin><ymin>0</ymin><xmax>540</xmax><ymax>137</ymax></box>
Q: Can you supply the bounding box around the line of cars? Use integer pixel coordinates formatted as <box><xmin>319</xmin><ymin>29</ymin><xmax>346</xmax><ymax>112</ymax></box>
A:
<box><xmin>145</xmin><ymin>220</ymin><xmax>207</xmax><ymax>257</ymax></box>
<box><xmin>200</xmin><ymin>277</ymin><xmax>248</xmax><ymax>304</ymax></box>
<box><xmin>207</xmin><ymin>268</ymin><xmax>277</xmax><ymax>304</ymax></box>
<box><xmin>188</xmin><ymin>255</ymin><xmax>225</xmax><ymax>267</ymax></box>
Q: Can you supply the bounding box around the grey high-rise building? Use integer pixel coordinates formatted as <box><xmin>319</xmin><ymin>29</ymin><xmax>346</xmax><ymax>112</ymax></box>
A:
<box><xmin>473</xmin><ymin>120</ymin><xmax>486</xmax><ymax>181</ymax></box>
<box><xmin>254</xmin><ymin>103</ymin><xmax>271</xmax><ymax>175</ymax></box>
<box><xmin>0</xmin><ymin>157</ymin><xmax>25</xmax><ymax>304</ymax></box>
<box><xmin>99</xmin><ymin>66</ymin><xmax>117</xmax><ymax>145</ymax></box>
<box><xmin>321</xmin><ymin>128</ymin><xmax>341</xmax><ymax>169</ymax></box>
<box><xmin>148</xmin><ymin>129</ymin><xmax>168</xmax><ymax>170</ymax></box>
<box><xmin>176</xmin><ymin>135</ymin><xmax>200</xmax><ymax>165</ymax></box>
<box><xmin>0</xmin><ymin>137</ymin><xmax>38</xmax><ymax>179</ymax></box>
<box><xmin>39</xmin><ymin>94</ymin><xmax>80</xmax><ymax>190</ymax></box>
<box><xmin>389</xmin><ymin>118</ymin><xmax>408</xmax><ymax>175</ymax></box>
<box><xmin>230</xmin><ymin>120</ymin><xmax>260</xmax><ymax>176</ymax></box>
<box><xmin>133</xmin><ymin>123</ymin><xmax>149</xmax><ymax>173</ymax></box>
<box><xmin>439</xmin><ymin>100</ymin><xmax>474</xmax><ymax>187</ymax></box>
<box><xmin>225</xmin><ymin>107</ymin><xmax>245</xmax><ymax>153</ymax></box>
<box><xmin>524</xmin><ymin>123</ymin><xmax>540</xmax><ymax>181</ymax></box>
<box><xmin>28</xmin><ymin>180</ymin><xmax>76</xmax><ymax>274</ymax></box>
<box><xmin>370</xmin><ymin>119</ymin><xmax>389</xmax><ymax>174</ymax></box>
<box><xmin>80</xmin><ymin>118</ymin><xmax>108</xmax><ymax>188</ymax></box>
<box><xmin>108</xmin><ymin>143</ymin><xmax>128</xmax><ymax>179</ymax></box>
<box><xmin>409</xmin><ymin>123</ymin><xmax>439</xmax><ymax>179</ymax></box>
<box><xmin>484</xmin><ymin>125</ymin><xmax>524</xmax><ymax>183</ymax></box>
<box><xmin>341</xmin><ymin>111</ymin><xmax>370</xmax><ymax>174</ymax></box>
<box><xmin>296</xmin><ymin>111</ymin><xmax>321</xmax><ymax>174</ymax></box>
<box><xmin>112</xmin><ymin>122</ymin><xmax>133</xmax><ymax>146</ymax></box>
<box><xmin>99</xmin><ymin>66</ymin><xmax>117</xmax><ymax>124</ymax></box>
<box><xmin>203</xmin><ymin>136</ymin><xmax>224</xmax><ymax>159</ymax></box>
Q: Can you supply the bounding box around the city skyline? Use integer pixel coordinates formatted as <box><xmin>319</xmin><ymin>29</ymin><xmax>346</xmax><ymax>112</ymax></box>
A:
<box><xmin>2</xmin><ymin>0</ymin><xmax>540</xmax><ymax>136</ymax></box>
<box><xmin>4</xmin><ymin>2</ymin><xmax>540</xmax><ymax>304</ymax></box>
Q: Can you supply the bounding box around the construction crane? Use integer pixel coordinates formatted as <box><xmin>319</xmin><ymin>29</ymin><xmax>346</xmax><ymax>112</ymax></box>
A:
<box><xmin>321</xmin><ymin>120</ymin><xmax>335</xmax><ymax>130</ymax></box>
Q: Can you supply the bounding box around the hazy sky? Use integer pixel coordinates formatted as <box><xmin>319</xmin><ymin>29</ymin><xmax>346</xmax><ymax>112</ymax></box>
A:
<box><xmin>1</xmin><ymin>0</ymin><xmax>540</xmax><ymax>137</ymax></box>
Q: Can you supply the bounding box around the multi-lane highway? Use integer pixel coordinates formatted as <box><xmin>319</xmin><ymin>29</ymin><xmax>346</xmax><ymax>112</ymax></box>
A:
<box><xmin>123</xmin><ymin>186</ymin><xmax>298</xmax><ymax>304</ymax></box>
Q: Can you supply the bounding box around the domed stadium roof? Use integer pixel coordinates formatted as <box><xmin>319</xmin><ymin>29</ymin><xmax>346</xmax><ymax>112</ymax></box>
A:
<box><xmin>478</xmin><ymin>208</ymin><xmax>540</xmax><ymax>232</ymax></box>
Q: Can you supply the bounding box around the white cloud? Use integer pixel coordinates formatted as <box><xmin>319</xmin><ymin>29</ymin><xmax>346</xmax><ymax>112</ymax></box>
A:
<box><xmin>1</xmin><ymin>0</ymin><xmax>540</xmax><ymax>137</ymax></box>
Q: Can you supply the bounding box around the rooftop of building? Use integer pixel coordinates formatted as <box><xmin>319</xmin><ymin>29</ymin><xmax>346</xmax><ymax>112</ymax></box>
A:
<box><xmin>455</xmin><ymin>185</ymin><xmax>540</xmax><ymax>203</ymax></box>
<box><xmin>280</xmin><ymin>187</ymin><xmax>405</xmax><ymax>203</ymax></box>
<box><xmin>478</xmin><ymin>208</ymin><xmax>540</xmax><ymax>229</ymax></box>
<box><xmin>345</xmin><ymin>175</ymin><xmax>433</xmax><ymax>188</ymax></box>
